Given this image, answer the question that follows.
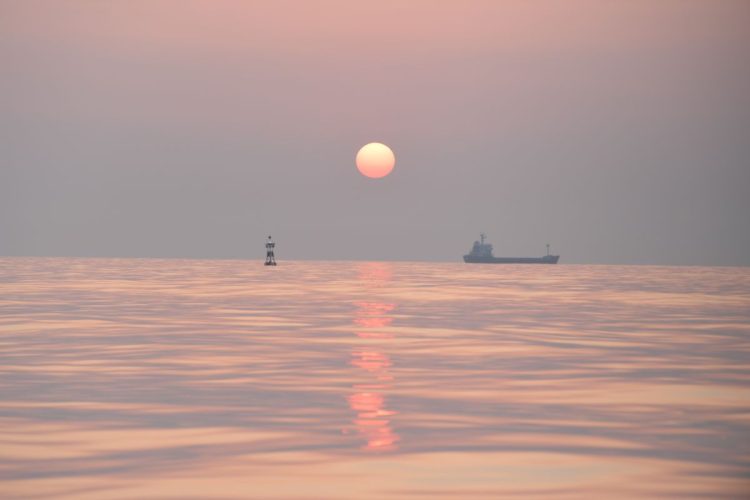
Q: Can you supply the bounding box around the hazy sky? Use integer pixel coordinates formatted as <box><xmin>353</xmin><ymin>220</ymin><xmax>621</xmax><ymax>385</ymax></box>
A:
<box><xmin>2</xmin><ymin>0</ymin><xmax>749</xmax><ymax>264</ymax></box>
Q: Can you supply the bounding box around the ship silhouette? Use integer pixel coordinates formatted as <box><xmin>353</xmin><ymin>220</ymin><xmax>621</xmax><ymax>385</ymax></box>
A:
<box><xmin>464</xmin><ymin>233</ymin><xmax>559</xmax><ymax>264</ymax></box>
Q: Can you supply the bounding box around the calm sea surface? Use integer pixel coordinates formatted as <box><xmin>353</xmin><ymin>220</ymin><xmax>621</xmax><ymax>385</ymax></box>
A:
<box><xmin>1</xmin><ymin>257</ymin><xmax>749</xmax><ymax>498</ymax></box>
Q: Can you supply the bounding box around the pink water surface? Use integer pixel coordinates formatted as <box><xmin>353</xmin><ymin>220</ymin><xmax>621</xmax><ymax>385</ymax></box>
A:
<box><xmin>1</xmin><ymin>258</ymin><xmax>749</xmax><ymax>498</ymax></box>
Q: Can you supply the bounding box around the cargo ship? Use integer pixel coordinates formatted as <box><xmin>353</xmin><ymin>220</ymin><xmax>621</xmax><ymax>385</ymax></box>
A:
<box><xmin>464</xmin><ymin>233</ymin><xmax>559</xmax><ymax>264</ymax></box>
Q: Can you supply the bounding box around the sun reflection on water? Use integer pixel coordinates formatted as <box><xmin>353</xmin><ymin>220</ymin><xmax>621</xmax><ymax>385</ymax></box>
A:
<box><xmin>347</xmin><ymin>263</ymin><xmax>399</xmax><ymax>451</ymax></box>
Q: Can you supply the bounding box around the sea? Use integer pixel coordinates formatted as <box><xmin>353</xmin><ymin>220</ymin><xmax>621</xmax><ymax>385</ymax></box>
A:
<box><xmin>1</xmin><ymin>257</ymin><xmax>749</xmax><ymax>498</ymax></box>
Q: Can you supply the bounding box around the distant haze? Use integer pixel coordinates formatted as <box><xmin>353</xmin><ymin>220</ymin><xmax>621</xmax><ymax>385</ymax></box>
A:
<box><xmin>2</xmin><ymin>1</ymin><xmax>749</xmax><ymax>265</ymax></box>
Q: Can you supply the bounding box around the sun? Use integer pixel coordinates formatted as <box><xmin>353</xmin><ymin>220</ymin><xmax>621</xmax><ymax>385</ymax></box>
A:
<box><xmin>356</xmin><ymin>143</ymin><xmax>395</xmax><ymax>179</ymax></box>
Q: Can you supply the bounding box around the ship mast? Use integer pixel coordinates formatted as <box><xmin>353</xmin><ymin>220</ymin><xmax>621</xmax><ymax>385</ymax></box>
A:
<box><xmin>480</xmin><ymin>233</ymin><xmax>486</xmax><ymax>245</ymax></box>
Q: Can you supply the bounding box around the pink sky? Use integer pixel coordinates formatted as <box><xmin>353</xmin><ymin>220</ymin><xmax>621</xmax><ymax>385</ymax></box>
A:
<box><xmin>2</xmin><ymin>1</ymin><xmax>749</xmax><ymax>263</ymax></box>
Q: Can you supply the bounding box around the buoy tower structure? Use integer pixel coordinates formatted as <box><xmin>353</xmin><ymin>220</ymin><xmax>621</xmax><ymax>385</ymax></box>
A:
<box><xmin>265</xmin><ymin>235</ymin><xmax>276</xmax><ymax>266</ymax></box>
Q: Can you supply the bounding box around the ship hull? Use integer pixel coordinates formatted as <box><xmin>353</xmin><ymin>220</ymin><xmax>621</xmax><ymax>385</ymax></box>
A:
<box><xmin>463</xmin><ymin>255</ymin><xmax>559</xmax><ymax>264</ymax></box>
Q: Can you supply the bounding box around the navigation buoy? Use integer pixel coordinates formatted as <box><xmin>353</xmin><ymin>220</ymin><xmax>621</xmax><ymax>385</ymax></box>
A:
<box><xmin>265</xmin><ymin>235</ymin><xmax>276</xmax><ymax>266</ymax></box>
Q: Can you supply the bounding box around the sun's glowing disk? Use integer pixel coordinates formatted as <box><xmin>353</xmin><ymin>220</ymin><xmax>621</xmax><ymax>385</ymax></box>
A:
<box><xmin>356</xmin><ymin>143</ymin><xmax>395</xmax><ymax>179</ymax></box>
